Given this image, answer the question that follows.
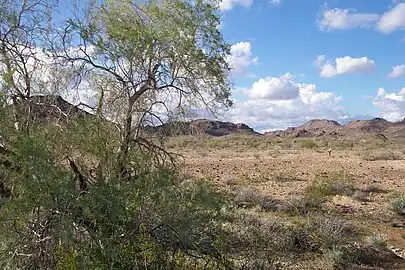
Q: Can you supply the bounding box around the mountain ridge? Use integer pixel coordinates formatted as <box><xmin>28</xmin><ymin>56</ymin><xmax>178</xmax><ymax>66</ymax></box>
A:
<box><xmin>18</xmin><ymin>95</ymin><xmax>405</xmax><ymax>139</ymax></box>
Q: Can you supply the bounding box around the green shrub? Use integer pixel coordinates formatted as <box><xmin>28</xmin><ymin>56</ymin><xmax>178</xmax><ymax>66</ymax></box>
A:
<box><xmin>233</xmin><ymin>187</ymin><xmax>280</xmax><ymax>211</ymax></box>
<box><xmin>306</xmin><ymin>215</ymin><xmax>356</xmax><ymax>250</ymax></box>
<box><xmin>305</xmin><ymin>171</ymin><xmax>355</xmax><ymax>200</ymax></box>
<box><xmin>278</xmin><ymin>197</ymin><xmax>322</xmax><ymax>215</ymax></box>
<box><xmin>300</xmin><ymin>139</ymin><xmax>318</xmax><ymax>149</ymax></box>
<box><xmin>0</xmin><ymin>120</ymin><xmax>236</xmax><ymax>269</ymax></box>
<box><xmin>391</xmin><ymin>194</ymin><xmax>405</xmax><ymax>216</ymax></box>
<box><xmin>326</xmin><ymin>234</ymin><xmax>388</xmax><ymax>269</ymax></box>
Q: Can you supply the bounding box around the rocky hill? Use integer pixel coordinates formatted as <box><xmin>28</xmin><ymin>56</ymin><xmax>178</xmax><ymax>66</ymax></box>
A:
<box><xmin>264</xmin><ymin>117</ymin><xmax>405</xmax><ymax>140</ymax></box>
<box><xmin>16</xmin><ymin>95</ymin><xmax>91</xmax><ymax>124</ymax></box>
<box><xmin>19</xmin><ymin>95</ymin><xmax>405</xmax><ymax>140</ymax></box>
<box><xmin>14</xmin><ymin>95</ymin><xmax>259</xmax><ymax>137</ymax></box>
<box><xmin>264</xmin><ymin>119</ymin><xmax>343</xmax><ymax>138</ymax></box>
<box><xmin>144</xmin><ymin>119</ymin><xmax>259</xmax><ymax>137</ymax></box>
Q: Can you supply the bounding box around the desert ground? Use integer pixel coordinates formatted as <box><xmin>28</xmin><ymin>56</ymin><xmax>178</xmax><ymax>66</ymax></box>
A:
<box><xmin>168</xmin><ymin>134</ymin><xmax>405</xmax><ymax>269</ymax></box>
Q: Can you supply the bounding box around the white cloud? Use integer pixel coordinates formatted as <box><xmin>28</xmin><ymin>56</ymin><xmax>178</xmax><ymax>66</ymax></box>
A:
<box><xmin>318</xmin><ymin>6</ymin><xmax>379</xmax><ymax>31</ymax></box>
<box><xmin>226</xmin><ymin>73</ymin><xmax>347</xmax><ymax>132</ymax></box>
<box><xmin>270</xmin><ymin>0</ymin><xmax>281</xmax><ymax>6</ymax></box>
<box><xmin>316</xmin><ymin>55</ymin><xmax>376</xmax><ymax>78</ymax></box>
<box><xmin>388</xmin><ymin>65</ymin><xmax>405</xmax><ymax>78</ymax></box>
<box><xmin>219</xmin><ymin>0</ymin><xmax>253</xmax><ymax>11</ymax></box>
<box><xmin>377</xmin><ymin>3</ymin><xmax>405</xmax><ymax>33</ymax></box>
<box><xmin>373</xmin><ymin>87</ymin><xmax>405</xmax><ymax>121</ymax></box>
<box><xmin>247</xmin><ymin>75</ymin><xmax>299</xmax><ymax>100</ymax></box>
<box><xmin>227</xmin><ymin>41</ymin><xmax>258</xmax><ymax>75</ymax></box>
<box><xmin>0</xmin><ymin>45</ymin><xmax>97</xmax><ymax>105</ymax></box>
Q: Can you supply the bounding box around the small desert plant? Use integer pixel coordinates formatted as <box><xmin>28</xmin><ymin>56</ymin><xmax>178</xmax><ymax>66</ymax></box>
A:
<box><xmin>351</xmin><ymin>190</ymin><xmax>369</xmax><ymax>202</ymax></box>
<box><xmin>391</xmin><ymin>194</ymin><xmax>405</xmax><ymax>216</ymax></box>
<box><xmin>233</xmin><ymin>187</ymin><xmax>280</xmax><ymax>211</ymax></box>
<box><xmin>363</xmin><ymin>234</ymin><xmax>387</xmax><ymax>250</ymax></box>
<box><xmin>223</xmin><ymin>175</ymin><xmax>239</xmax><ymax>186</ymax></box>
<box><xmin>361</xmin><ymin>183</ymin><xmax>387</xmax><ymax>193</ymax></box>
<box><xmin>278</xmin><ymin>197</ymin><xmax>321</xmax><ymax>215</ymax></box>
<box><xmin>272</xmin><ymin>172</ymin><xmax>302</xmax><ymax>182</ymax></box>
<box><xmin>363</xmin><ymin>150</ymin><xmax>401</xmax><ymax>161</ymax></box>
<box><xmin>227</xmin><ymin>216</ymin><xmax>298</xmax><ymax>267</ymax></box>
<box><xmin>327</xmin><ymin>234</ymin><xmax>388</xmax><ymax>269</ymax></box>
<box><xmin>305</xmin><ymin>172</ymin><xmax>355</xmax><ymax>200</ymax></box>
<box><xmin>207</xmin><ymin>139</ymin><xmax>222</xmax><ymax>149</ymax></box>
<box><xmin>306</xmin><ymin>215</ymin><xmax>356</xmax><ymax>250</ymax></box>
<box><xmin>326</xmin><ymin>247</ymin><xmax>350</xmax><ymax>269</ymax></box>
<box><xmin>300</xmin><ymin>139</ymin><xmax>318</xmax><ymax>149</ymax></box>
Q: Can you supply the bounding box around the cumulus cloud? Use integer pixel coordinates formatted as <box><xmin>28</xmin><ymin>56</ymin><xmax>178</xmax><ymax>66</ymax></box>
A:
<box><xmin>225</xmin><ymin>73</ymin><xmax>347</xmax><ymax>132</ymax></box>
<box><xmin>227</xmin><ymin>41</ymin><xmax>259</xmax><ymax>75</ymax></box>
<box><xmin>317</xmin><ymin>3</ymin><xmax>405</xmax><ymax>34</ymax></box>
<box><xmin>373</xmin><ymin>87</ymin><xmax>405</xmax><ymax>121</ymax></box>
<box><xmin>388</xmin><ymin>65</ymin><xmax>405</xmax><ymax>78</ymax></box>
<box><xmin>377</xmin><ymin>3</ymin><xmax>405</xmax><ymax>33</ymax></box>
<box><xmin>247</xmin><ymin>76</ymin><xmax>299</xmax><ymax>100</ymax></box>
<box><xmin>318</xmin><ymin>6</ymin><xmax>379</xmax><ymax>31</ymax></box>
<box><xmin>315</xmin><ymin>55</ymin><xmax>376</xmax><ymax>78</ymax></box>
<box><xmin>219</xmin><ymin>0</ymin><xmax>253</xmax><ymax>11</ymax></box>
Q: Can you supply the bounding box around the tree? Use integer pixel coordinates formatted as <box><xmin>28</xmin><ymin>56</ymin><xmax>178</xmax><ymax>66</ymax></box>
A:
<box><xmin>0</xmin><ymin>0</ymin><xmax>65</xmax><ymax>133</ymax></box>
<box><xmin>52</xmin><ymin>0</ymin><xmax>233</xmax><ymax>170</ymax></box>
<box><xmin>0</xmin><ymin>0</ymin><xmax>237</xmax><ymax>269</ymax></box>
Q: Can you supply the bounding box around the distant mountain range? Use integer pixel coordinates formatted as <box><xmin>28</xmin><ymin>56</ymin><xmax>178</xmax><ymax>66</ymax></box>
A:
<box><xmin>148</xmin><ymin>117</ymin><xmax>405</xmax><ymax>140</ymax></box>
<box><xmin>17</xmin><ymin>95</ymin><xmax>405</xmax><ymax>140</ymax></box>
<box><xmin>263</xmin><ymin>118</ymin><xmax>405</xmax><ymax>139</ymax></box>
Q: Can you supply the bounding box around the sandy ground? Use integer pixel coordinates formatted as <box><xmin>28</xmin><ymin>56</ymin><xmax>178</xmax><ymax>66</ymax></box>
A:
<box><xmin>171</xmin><ymin>142</ymin><xmax>405</xmax><ymax>269</ymax></box>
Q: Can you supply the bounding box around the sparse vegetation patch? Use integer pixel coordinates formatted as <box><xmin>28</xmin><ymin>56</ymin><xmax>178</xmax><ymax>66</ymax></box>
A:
<box><xmin>305</xmin><ymin>171</ymin><xmax>355</xmax><ymax>201</ymax></box>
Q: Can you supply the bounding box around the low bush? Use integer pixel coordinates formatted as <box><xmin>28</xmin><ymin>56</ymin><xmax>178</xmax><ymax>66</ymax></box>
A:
<box><xmin>300</xmin><ymin>139</ymin><xmax>318</xmax><ymax>149</ymax></box>
<box><xmin>306</xmin><ymin>215</ymin><xmax>356</xmax><ymax>250</ymax></box>
<box><xmin>305</xmin><ymin>171</ymin><xmax>355</xmax><ymax>201</ymax></box>
<box><xmin>391</xmin><ymin>194</ymin><xmax>405</xmax><ymax>216</ymax></box>
<box><xmin>278</xmin><ymin>197</ymin><xmax>321</xmax><ymax>215</ymax></box>
<box><xmin>233</xmin><ymin>187</ymin><xmax>280</xmax><ymax>211</ymax></box>
<box><xmin>326</xmin><ymin>234</ymin><xmax>388</xmax><ymax>269</ymax></box>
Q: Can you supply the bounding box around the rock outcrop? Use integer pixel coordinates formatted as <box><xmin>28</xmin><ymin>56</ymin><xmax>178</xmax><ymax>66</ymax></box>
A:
<box><xmin>144</xmin><ymin>119</ymin><xmax>259</xmax><ymax>137</ymax></box>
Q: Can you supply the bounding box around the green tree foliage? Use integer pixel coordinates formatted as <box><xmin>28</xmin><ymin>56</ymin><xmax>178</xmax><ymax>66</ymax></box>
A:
<box><xmin>0</xmin><ymin>0</ymin><xmax>240</xmax><ymax>269</ymax></box>
<box><xmin>52</xmin><ymin>0</ymin><xmax>233</xmax><ymax>168</ymax></box>
<box><xmin>0</xmin><ymin>115</ymin><xmax>237</xmax><ymax>269</ymax></box>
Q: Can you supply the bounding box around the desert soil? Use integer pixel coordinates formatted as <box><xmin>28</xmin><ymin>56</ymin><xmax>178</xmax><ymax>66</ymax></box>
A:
<box><xmin>171</xmin><ymin>141</ymin><xmax>405</xmax><ymax>269</ymax></box>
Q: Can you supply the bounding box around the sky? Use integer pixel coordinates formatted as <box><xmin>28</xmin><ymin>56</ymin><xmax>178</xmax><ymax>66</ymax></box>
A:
<box><xmin>219</xmin><ymin>0</ymin><xmax>405</xmax><ymax>131</ymax></box>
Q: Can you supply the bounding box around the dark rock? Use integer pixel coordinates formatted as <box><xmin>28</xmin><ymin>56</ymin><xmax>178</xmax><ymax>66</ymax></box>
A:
<box><xmin>392</xmin><ymin>222</ymin><xmax>405</xmax><ymax>228</ymax></box>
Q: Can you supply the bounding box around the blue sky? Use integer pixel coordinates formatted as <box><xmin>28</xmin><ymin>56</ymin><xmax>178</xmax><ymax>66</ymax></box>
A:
<box><xmin>219</xmin><ymin>0</ymin><xmax>405</xmax><ymax>131</ymax></box>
